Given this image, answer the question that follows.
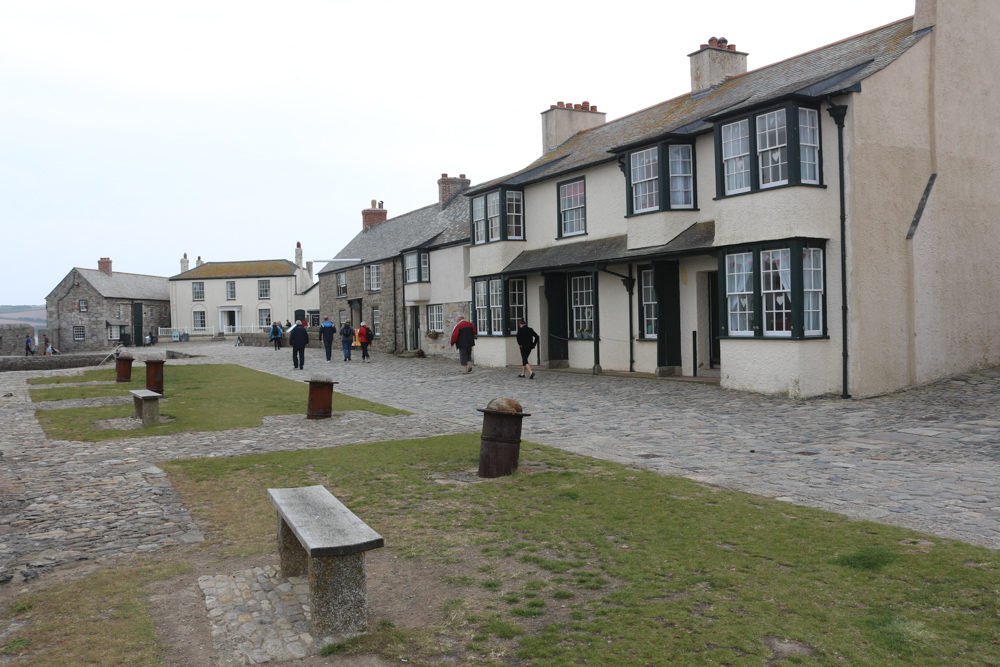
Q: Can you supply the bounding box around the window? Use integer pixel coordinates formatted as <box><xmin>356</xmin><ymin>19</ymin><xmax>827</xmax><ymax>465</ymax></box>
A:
<box><xmin>421</xmin><ymin>253</ymin><xmax>429</xmax><ymax>282</ymax></box>
<box><xmin>474</xmin><ymin>281</ymin><xmax>489</xmax><ymax>332</ymax></box>
<box><xmin>79</xmin><ymin>299</ymin><xmax>88</xmax><ymax>312</ymax></box>
<box><xmin>258</xmin><ymin>279</ymin><xmax>270</xmax><ymax>299</ymax></box>
<box><xmin>226</xmin><ymin>281</ymin><xmax>236</xmax><ymax>300</ymax></box>
<box><xmin>473</xmin><ymin>196</ymin><xmax>486</xmax><ymax>244</ymax></box>
<box><xmin>803</xmin><ymin>248</ymin><xmax>824</xmax><ymax>335</ymax></box>
<box><xmin>489</xmin><ymin>279</ymin><xmax>504</xmax><ymax>334</ymax></box>
<box><xmin>570</xmin><ymin>274</ymin><xmax>593</xmax><ymax>339</ymax></box>
<box><xmin>73</xmin><ymin>325</ymin><xmax>85</xmax><ymax>341</ymax></box>
<box><xmin>310</xmin><ymin>313</ymin><xmax>320</xmax><ymax>326</ymax></box>
<box><xmin>717</xmin><ymin>104</ymin><xmax>822</xmax><ymax>197</ymax></box>
<box><xmin>365</xmin><ymin>264</ymin><xmax>381</xmax><ymax>291</ymax></box>
<box><xmin>427</xmin><ymin>304</ymin><xmax>443</xmax><ymax>332</ymax></box>
<box><xmin>508</xmin><ymin>278</ymin><xmax>525</xmax><ymax>330</ymax></box>
<box><xmin>722</xmin><ymin>119</ymin><xmax>751</xmax><ymax>195</ymax></box>
<box><xmin>372</xmin><ymin>307</ymin><xmax>381</xmax><ymax>336</ymax></box>
<box><xmin>631</xmin><ymin>148</ymin><xmax>659</xmax><ymax>213</ymax></box>
<box><xmin>641</xmin><ymin>269</ymin><xmax>657</xmax><ymax>338</ymax></box>
<box><xmin>668</xmin><ymin>145</ymin><xmax>694</xmax><ymax>208</ymax></box>
<box><xmin>404</xmin><ymin>254</ymin><xmax>417</xmax><ymax>283</ymax></box>
<box><xmin>108</xmin><ymin>325</ymin><xmax>120</xmax><ymax>341</ymax></box>
<box><xmin>487</xmin><ymin>192</ymin><xmax>501</xmax><ymax>242</ymax></box>
<box><xmin>404</xmin><ymin>252</ymin><xmax>429</xmax><ymax>283</ymax></box>
<box><xmin>258</xmin><ymin>308</ymin><xmax>271</xmax><ymax>327</ymax></box>
<box><xmin>760</xmin><ymin>249</ymin><xmax>791</xmax><ymax>336</ymax></box>
<box><xmin>192</xmin><ymin>282</ymin><xmax>205</xmax><ymax>301</ymax></box>
<box><xmin>559</xmin><ymin>179</ymin><xmax>586</xmax><ymax>237</ymax></box>
<box><xmin>115</xmin><ymin>304</ymin><xmax>122</xmax><ymax>318</ymax></box>
<box><xmin>339</xmin><ymin>310</ymin><xmax>346</xmax><ymax>325</ymax></box>
<box><xmin>506</xmin><ymin>192</ymin><xmax>523</xmax><ymax>239</ymax></box>
<box><xmin>193</xmin><ymin>311</ymin><xmax>206</xmax><ymax>329</ymax></box>
<box><xmin>725</xmin><ymin>253</ymin><xmax>754</xmax><ymax>336</ymax></box>
<box><xmin>336</xmin><ymin>273</ymin><xmax>347</xmax><ymax>297</ymax></box>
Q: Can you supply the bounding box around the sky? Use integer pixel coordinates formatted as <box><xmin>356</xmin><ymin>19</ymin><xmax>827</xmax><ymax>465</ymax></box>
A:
<box><xmin>0</xmin><ymin>0</ymin><xmax>917</xmax><ymax>306</ymax></box>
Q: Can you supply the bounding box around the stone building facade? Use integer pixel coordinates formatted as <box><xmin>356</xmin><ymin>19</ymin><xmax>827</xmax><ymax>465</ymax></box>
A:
<box><xmin>317</xmin><ymin>250</ymin><xmax>404</xmax><ymax>355</ymax></box>
<box><xmin>45</xmin><ymin>258</ymin><xmax>171</xmax><ymax>352</ymax></box>
<box><xmin>0</xmin><ymin>324</ymin><xmax>36</xmax><ymax>356</ymax></box>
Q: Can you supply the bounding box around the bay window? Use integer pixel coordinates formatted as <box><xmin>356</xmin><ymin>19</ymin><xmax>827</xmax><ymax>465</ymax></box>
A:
<box><xmin>471</xmin><ymin>188</ymin><xmax>525</xmax><ymax>244</ymax></box>
<box><xmin>626</xmin><ymin>143</ymin><xmax>696</xmax><ymax>214</ymax></box>
<box><xmin>404</xmin><ymin>252</ymin><xmax>429</xmax><ymax>283</ymax></box>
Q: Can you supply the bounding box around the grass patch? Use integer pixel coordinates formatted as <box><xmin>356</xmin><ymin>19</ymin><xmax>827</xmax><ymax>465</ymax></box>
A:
<box><xmin>32</xmin><ymin>364</ymin><xmax>407</xmax><ymax>441</ymax></box>
<box><xmin>159</xmin><ymin>434</ymin><xmax>1000</xmax><ymax>665</ymax></box>
<box><xmin>0</xmin><ymin>561</ymin><xmax>189</xmax><ymax>665</ymax></box>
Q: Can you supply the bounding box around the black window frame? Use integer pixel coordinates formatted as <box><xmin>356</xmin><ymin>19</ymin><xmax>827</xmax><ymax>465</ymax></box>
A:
<box><xmin>470</xmin><ymin>276</ymin><xmax>520</xmax><ymax>336</ymax></box>
<box><xmin>714</xmin><ymin>101</ymin><xmax>825</xmax><ymax>199</ymax></box>
<box><xmin>556</xmin><ymin>176</ymin><xmax>587</xmax><ymax>239</ymax></box>
<box><xmin>636</xmin><ymin>264</ymin><xmax>657</xmax><ymax>340</ymax></box>
<box><xmin>469</xmin><ymin>187</ymin><xmax>526</xmax><ymax>246</ymax></box>
<box><xmin>623</xmin><ymin>142</ymin><xmax>699</xmax><ymax>217</ymax></box>
<box><xmin>568</xmin><ymin>271</ymin><xmax>595</xmax><ymax>340</ymax></box>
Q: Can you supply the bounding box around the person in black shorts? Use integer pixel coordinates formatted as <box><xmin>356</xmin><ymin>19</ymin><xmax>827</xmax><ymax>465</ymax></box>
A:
<box><xmin>515</xmin><ymin>318</ymin><xmax>539</xmax><ymax>379</ymax></box>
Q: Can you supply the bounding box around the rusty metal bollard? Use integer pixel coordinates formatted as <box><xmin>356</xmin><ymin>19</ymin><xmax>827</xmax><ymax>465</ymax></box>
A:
<box><xmin>145</xmin><ymin>359</ymin><xmax>165</xmax><ymax>394</ymax></box>
<box><xmin>305</xmin><ymin>375</ymin><xmax>338</xmax><ymax>419</ymax></box>
<box><xmin>477</xmin><ymin>398</ymin><xmax>531</xmax><ymax>478</ymax></box>
<box><xmin>116</xmin><ymin>355</ymin><xmax>134</xmax><ymax>383</ymax></box>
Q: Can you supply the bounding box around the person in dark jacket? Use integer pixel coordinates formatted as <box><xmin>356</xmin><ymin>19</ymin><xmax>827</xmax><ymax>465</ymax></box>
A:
<box><xmin>515</xmin><ymin>318</ymin><xmax>540</xmax><ymax>379</ymax></box>
<box><xmin>318</xmin><ymin>317</ymin><xmax>337</xmax><ymax>363</ymax></box>
<box><xmin>340</xmin><ymin>321</ymin><xmax>355</xmax><ymax>361</ymax></box>
<box><xmin>288</xmin><ymin>320</ymin><xmax>309</xmax><ymax>370</ymax></box>
<box><xmin>449</xmin><ymin>316</ymin><xmax>477</xmax><ymax>374</ymax></box>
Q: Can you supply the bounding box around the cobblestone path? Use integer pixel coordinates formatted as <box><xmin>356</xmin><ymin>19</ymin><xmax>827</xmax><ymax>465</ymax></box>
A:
<box><xmin>1</xmin><ymin>341</ymin><xmax>999</xmax><ymax>586</ymax></box>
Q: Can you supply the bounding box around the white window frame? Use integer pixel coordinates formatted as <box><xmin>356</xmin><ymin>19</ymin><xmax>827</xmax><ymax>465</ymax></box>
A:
<box><xmin>487</xmin><ymin>192</ymin><xmax>501</xmax><ymax>242</ymax></box>
<box><xmin>803</xmin><ymin>248</ymin><xmax>824</xmax><ymax>336</ymax></box>
<box><xmin>73</xmin><ymin>325</ymin><xmax>85</xmax><ymax>341</ymax></box>
<box><xmin>474</xmin><ymin>281</ymin><xmax>489</xmax><ymax>332</ymax></box>
<box><xmin>192</xmin><ymin>282</ymin><xmax>205</xmax><ymax>301</ymax></box>
<box><xmin>473</xmin><ymin>196</ymin><xmax>486</xmax><ymax>244</ymax></box>
<box><xmin>489</xmin><ymin>279</ymin><xmax>503</xmax><ymax>335</ymax></box>
<box><xmin>193</xmin><ymin>311</ymin><xmax>207</xmax><ymax>329</ymax></box>
<box><xmin>226</xmin><ymin>281</ymin><xmax>236</xmax><ymax>300</ymax></box>
<box><xmin>756</xmin><ymin>109</ymin><xmax>788</xmax><ymax>189</ymax></box>
<box><xmin>404</xmin><ymin>253</ymin><xmax>418</xmax><ymax>283</ymax></box>
<box><xmin>668</xmin><ymin>145</ymin><xmax>694</xmax><ymax>209</ymax></box>
<box><xmin>372</xmin><ymin>307</ymin><xmax>381</xmax><ymax>336</ymax></box>
<box><xmin>508</xmin><ymin>278</ymin><xmax>525</xmax><ymax>330</ymax></box>
<box><xmin>365</xmin><ymin>264</ymin><xmax>381</xmax><ymax>291</ymax></box>
<box><xmin>799</xmin><ymin>108</ymin><xmax>820</xmax><ymax>185</ymax></box>
<box><xmin>258</xmin><ymin>279</ymin><xmax>271</xmax><ymax>299</ymax></box>
<box><xmin>725</xmin><ymin>253</ymin><xmax>754</xmax><ymax>336</ymax></box>
<box><xmin>79</xmin><ymin>299</ymin><xmax>88</xmax><ymax>312</ymax></box>
<box><xmin>107</xmin><ymin>325</ymin><xmax>120</xmax><ymax>341</ymax></box>
<box><xmin>570</xmin><ymin>274</ymin><xmax>594</xmax><ymax>339</ymax></box>
<box><xmin>337</xmin><ymin>272</ymin><xmax>347</xmax><ymax>297</ymax></box>
<box><xmin>631</xmin><ymin>147</ymin><xmax>659</xmax><ymax>213</ymax></box>
<box><xmin>559</xmin><ymin>179</ymin><xmax>586</xmax><ymax>237</ymax></box>
<box><xmin>420</xmin><ymin>252</ymin><xmax>429</xmax><ymax>282</ymax></box>
<box><xmin>115</xmin><ymin>304</ymin><xmax>122</xmax><ymax>318</ymax></box>
<box><xmin>258</xmin><ymin>308</ymin><xmax>271</xmax><ymax>327</ymax></box>
<box><xmin>761</xmin><ymin>248</ymin><xmax>792</xmax><ymax>337</ymax></box>
<box><xmin>427</xmin><ymin>304</ymin><xmax>443</xmax><ymax>332</ymax></box>
<box><xmin>506</xmin><ymin>191</ymin><xmax>523</xmax><ymax>239</ymax></box>
<box><xmin>339</xmin><ymin>310</ymin><xmax>346</xmax><ymax>325</ymax></box>
<box><xmin>722</xmin><ymin>120</ymin><xmax>751</xmax><ymax>195</ymax></box>
<box><xmin>641</xmin><ymin>269</ymin><xmax>657</xmax><ymax>338</ymax></box>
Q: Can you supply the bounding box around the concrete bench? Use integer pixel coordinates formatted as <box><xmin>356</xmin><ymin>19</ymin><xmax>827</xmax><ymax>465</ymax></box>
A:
<box><xmin>129</xmin><ymin>389</ymin><xmax>161</xmax><ymax>425</ymax></box>
<box><xmin>267</xmin><ymin>485</ymin><xmax>384</xmax><ymax>637</ymax></box>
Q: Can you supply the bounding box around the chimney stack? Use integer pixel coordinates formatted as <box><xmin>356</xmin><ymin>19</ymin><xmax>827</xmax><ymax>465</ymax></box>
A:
<box><xmin>438</xmin><ymin>173</ymin><xmax>472</xmax><ymax>209</ymax></box>
<box><xmin>541</xmin><ymin>101</ymin><xmax>606</xmax><ymax>153</ymax></box>
<box><xmin>362</xmin><ymin>200</ymin><xmax>388</xmax><ymax>232</ymax></box>
<box><xmin>913</xmin><ymin>0</ymin><xmax>937</xmax><ymax>31</ymax></box>
<box><xmin>295</xmin><ymin>241</ymin><xmax>303</xmax><ymax>267</ymax></box>
<box><xmin>180</xmin><ymin>253</ymin><xmax>189</xmax><ymax>273</ymax></box>
<box><xmin>196</xmin><ymin>256</ymin><xmax>204</xmax><ymax>267</ymax></box>
<box><xmin>98</xmin><ymin>257</ymin><xmax>112</xmax><ymax>275</ymax></box>
<box><xmin>689</xmin><ymin>36</ymin><xmax>748</xmax><ymax>94</ymax></box>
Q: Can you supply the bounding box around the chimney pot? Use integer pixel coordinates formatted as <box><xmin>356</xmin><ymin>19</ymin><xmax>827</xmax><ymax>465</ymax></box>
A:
<box><xmin>700</xmin><ymin>43</ymin><xmax>708</xmax><ymax>49</ymax></box>
<box><xmin>378</xmin><ymin>201</ymin><xmax>383</xmax><ymax>209</ymax></box>
<box><xmin>708</xmin><ymin>36</ymin><xmax>718</xmax><ymax>47</ymax></box>
<box><xmin>582</xmin><ymin>101</ymin><xmax>590</xmax><ymax>110</ymax></box>
<box><xmin>591</xmin><ymin>105</ymin><xmax>597</xmax><ymax>112</ymax></box>
<box><xmin>718</xmin><ymin>37</ymin><xmax>728</xmax><ymax>48</ymax></box>
<box><xmin>573</xmin><ymin>103</ymin><xmax>582</xmax><ymax>110</ymax></box>
<box><xmin>557</xmin><ymin>101</ymin><xmax>565</xmax><ymax>108</ymax></box>
<box><xmin>441</xmin><ymin>173</ymin><xmax>448</xmax><ymax>178</ymax></box>
<box><xmin>728</xmin><ymin>44</ymin><xmax>736</xmax><ymax>51</ymax></box>
<box><xmin>370</xmin><ymin>199</ymin><xmax>377</xmax><ymax>208</ymax></box>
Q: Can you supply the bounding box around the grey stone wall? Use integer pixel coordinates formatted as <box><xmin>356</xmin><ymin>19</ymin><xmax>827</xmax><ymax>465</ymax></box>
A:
<box><xmin>318</xmin><ymin>260</ymin><xmax>403</xmax><ymax>354</ymax></box>
<box><xmin>0</xmin><ymin>324</ymin><xmax>36</xmax><ymax>356</ymax></box>
<box><xmin>415</xmin><ymin>301</ymin><xmax>469</xmax><ymax>359</ymax></box>
<box><xmin>0</xmin><ymin>353</ymin><xmax>107</xmax><ymax>373</ymax></box>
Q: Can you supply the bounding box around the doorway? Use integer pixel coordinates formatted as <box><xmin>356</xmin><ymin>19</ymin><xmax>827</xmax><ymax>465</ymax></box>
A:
<box><xmin>407</xmin><ymin>306</ymin><xmax>420</xmax><ymax>350</ymax></box>
<box><xmin>708</xmin><ymin>271</ymin><xmax>720</xmax><ymax>368</ymax></box>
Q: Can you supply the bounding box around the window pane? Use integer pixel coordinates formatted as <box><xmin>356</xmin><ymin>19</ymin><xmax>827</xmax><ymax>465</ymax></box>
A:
<box><xmin>473</xmin><ymin>197</ymin><xmax>486</xmax><ymax>244</ymax></box>
<box><xmin>799</xmin><ymin>108</ymin><xmax>820</xmax><ymax>184</ymax></box>
<box><xmin>722</xmin><ymin>120</ymin><xmax>750</xmax><ymax>194</ymax></box>
<box><xmin>571</xmin><ymin>275</ymin><xmax>593</xmax><ymax>339</ymax></box>
<box><xmin>725</xmin><ymin>253</ymin><xmax>754</xmax><ymax>335</ymax></box>
<box><xmin>487</xmin><ymin>192</ymin><xmax>501</xmax><ymax>241</ymax></box>
<box><xmin>761</xmin><ymin>249</ymin><xmax>792</xmax><ymax>336</ymax></box>
<box><xmin>508</xmin><ymin>278</ymin><xmax>526</xmax><ymax>330</ymax></box>
<box><xmin>560</xmin><ymin>180</ymin><xmax>586</xmax><ymax>235</ymax></box>
<box><xmin>803</xmin><ymin>248</ymin><xmax>824</xmax><ymax>335</ymax></box>
<box><xmin>631</xmin><ymin>148</ymin><xmax>659</xmax><ymax>212</ymax></box>
<box><xmin>506</xmin><ymin>191</ymin><xmax>523</xmax><ymax>239</ymax></box>
<box><xmin>757</xmin><ymin>110</ymin><xmax>788</xmax><ymax>188</ymax></box>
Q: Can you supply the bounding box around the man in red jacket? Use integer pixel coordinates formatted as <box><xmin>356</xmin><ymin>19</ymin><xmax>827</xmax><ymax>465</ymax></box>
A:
<box><xmin>450</xmin><ymin>316</ymin><xmax>478</xmax><ymax>374</ymax></box>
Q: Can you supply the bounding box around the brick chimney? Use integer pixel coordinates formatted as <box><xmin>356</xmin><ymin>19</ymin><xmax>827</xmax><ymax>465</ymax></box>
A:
<box><xmin>295</xmin><ymin>241</ymin><xmax>303</xmax><ymax>267</ymax></box>
<box><xmin>689</xmin><ymin>37</ymin><xmax>747</xmax><ymax>94</ymax></box>
<box><xmin>362</xmin><ymin>200</ymin><xmax>387</xmax><ymax>232</ymax></box>
<box><xmin>541</xmin><ymin>101</ymin><xmax>607</xmax><ymax>153</ymax></box>
<box><xmin>98</xmin><ymin>257</ymin><xmax>112</xmax><ymax>275</ymax></box>
<box><xmin>180</xmin><ymin>253</ymin><xmax>189</xmax><ymax>273</ymax></box>
<box><xmin>438</xmin><ymin>173</ymin><xmax>471</xmax><ymax>209</ymax></box>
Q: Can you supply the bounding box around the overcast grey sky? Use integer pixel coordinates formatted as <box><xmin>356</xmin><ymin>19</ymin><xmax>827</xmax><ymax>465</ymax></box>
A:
<box><xmin>1</xmin><ymin>0</ymin><xmax>916</xmax><ymax>306</ymax></box>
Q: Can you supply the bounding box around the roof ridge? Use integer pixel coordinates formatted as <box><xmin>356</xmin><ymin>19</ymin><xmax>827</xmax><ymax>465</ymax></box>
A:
<box><xmin>76</xmin><ymin>267</ymin><xmax>168</xmax><ymax>279</ymax></box>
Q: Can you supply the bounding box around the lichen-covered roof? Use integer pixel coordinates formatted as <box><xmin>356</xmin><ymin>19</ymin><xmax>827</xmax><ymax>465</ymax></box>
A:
<box><xmin>75</xmin><ymin>268</ymin><xmax>170</xmax><ymax>301</ymax></box>
<box><xmin>318</xmin><ymin>189</ymin><xmax>470</xmax><ymax>275</ymax></box>
<box><xmin>169</xmin><ymin>260</ymin><xmax>299</xmax><ymax>281</ymax></box>
<box><xmin>469</xmin><ymin>18</ymin><xmax>927</xmax><ymax>195</ymax></box>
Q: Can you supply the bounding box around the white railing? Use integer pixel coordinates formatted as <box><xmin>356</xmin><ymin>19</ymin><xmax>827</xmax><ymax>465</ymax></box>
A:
<box><xmin>222</xmin><ymin>325</ymin><xmax>268</xmax><ymax>335</ymax></box>
<box><xmin>158</xmin><ymin>326</ymin><xmax>216</xmax><ymax>337</ymax></box>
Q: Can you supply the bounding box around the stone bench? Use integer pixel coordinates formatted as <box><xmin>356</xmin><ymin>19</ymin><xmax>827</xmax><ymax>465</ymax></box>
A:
<box><xmin>267</xmin><ymin>485</ymin><xmax>384</xmax><ymax>638</ymax></box>
<box><xmin>129</xmin><ymin>389</ymin><xmax>161</xmax><ymax>426</ymax></box>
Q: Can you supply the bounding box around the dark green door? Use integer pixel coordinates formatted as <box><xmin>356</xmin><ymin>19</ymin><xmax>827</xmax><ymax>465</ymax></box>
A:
<box><xmin>708</xmin><ymin>271</ymin><xmax>721</xmax><ymax>367</ymax></box>
<box><xmin>543</xmin><ymin>273</ymin><xmax>568</xmax><ymax>362</ymax></box>
<box><xmin>133</xmin><ymin>303</ymin><xmax>143</xmax><ymax>346</ymax></box>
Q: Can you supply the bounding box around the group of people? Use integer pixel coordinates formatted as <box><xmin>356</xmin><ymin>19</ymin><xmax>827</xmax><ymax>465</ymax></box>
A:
<box><xmin>449</xmin><ymin>316</ymin><xmax>539</xmax><ymax>379</ymax></box>
<box><xmin>269</xmin><ymin>317</ymin><xmax>374</xmax><ymax>370</ymax></box>
<box><xmin>24</xmin><ymin>335</ymin><xmax>58</xmax><ymax>356</ymax></box>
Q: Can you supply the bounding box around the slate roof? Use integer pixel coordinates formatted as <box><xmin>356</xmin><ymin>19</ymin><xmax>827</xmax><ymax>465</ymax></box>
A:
<box><xmin>468</xmin><ymin>17</ymin><xmax>928</xmax><ymax>195</ymax></box>
<box><xmin>318</xmin><ymin>190</ymin><xmax>470</xmax><ymax>275</ymax></box>
<box><xmin>169</xmin><ymin>260</ymin><xmax>299</xmax><ymax>281</ymax></box>
<box><xmin>502</xmin><ymin>222</ymin><xmax>717</xmax><ymax>275</ymax></box>
<box><xmin>75</xmin><ymin>268</ymin><xmax>170</xmax><ymax>301</ymax></box>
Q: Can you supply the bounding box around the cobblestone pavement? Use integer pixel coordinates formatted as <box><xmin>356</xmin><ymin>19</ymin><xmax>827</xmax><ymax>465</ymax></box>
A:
<box><xmin>2</xmin><ymin>340</ymin><xmax>1000</xmax><ymax>590</ymax></box>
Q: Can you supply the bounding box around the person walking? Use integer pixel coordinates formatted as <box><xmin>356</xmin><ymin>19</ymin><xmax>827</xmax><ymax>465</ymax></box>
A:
<box><xmin>42</xmin><ymin>335</ymin><xmax>50</xmax><ymax>355</ymax></box>
<box><xmin>340</xmin><ymin>321</ymin><xmax>355</xmax><ymax>361</ymax></box>
<box><xmin>269</xmin><ymin>321</ymin><xmax>283</xmax><ymax>351</ymax></box>
<box><xmin>516</xmin><ymin>318</ymin><xmax>540</xmax><ymax>379</ymax></box>
<box><xmin>289</xmin><ymin>319</ymin><xmax>309</xmax><ymax>370</ymax></box>
<box><xmin>358</xmin><ymin>321</ymin><xmax>373</xmax><ymax>362</ymax></box>
<box><xmin>319</xmin><ymin>316</ymin><xmax>337</xmax><ymax>363</ymax></box>
<box><xmin>25</xmin><ymin>335</ymin><xmax>35</xmax><ymax>356</ymax></box>
<box><xmin>450</xmin><ymin>315</ymin><xmax>477</xmax><ymax>374</ymax></box>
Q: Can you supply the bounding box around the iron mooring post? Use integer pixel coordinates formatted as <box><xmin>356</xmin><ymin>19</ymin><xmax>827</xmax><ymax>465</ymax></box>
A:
<box><xmin>304</xmin><ymin>375</ymin><xmax>338</xmax><ymax>419</ymax></box>
<box><xmin>477</xmin><ymin>398</ymin><xmax>531</xmax><ymax>478</ymax></box>
<box><xmin>145</xmin><ymin>359</ymin><xmax>165</xmax><ymax>394</ymax></box>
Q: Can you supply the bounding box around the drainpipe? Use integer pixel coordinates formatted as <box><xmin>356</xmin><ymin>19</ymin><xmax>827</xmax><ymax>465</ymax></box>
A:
<box><xmin>592</xmin><ymin>266</ymin><xmax>600</xmax><ymax>374</ymax></box>
<box><xmin>398</xmin><ymin>254</ymin><xmax>406</xmax><ymax>352</ymax></box>
<box><xmin>827</xmin><ymin>98</ymin><xmax>850</xmax><ymax>399</ymax></box>
<box><xmin>392</xmin><ymin>256</ymin><xmax>399</xmax><ymax>353</ymax></box>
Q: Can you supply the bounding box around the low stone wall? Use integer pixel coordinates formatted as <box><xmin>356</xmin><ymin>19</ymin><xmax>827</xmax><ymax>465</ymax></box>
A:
<box><xmin>239</xmin><ymin>333</ymin><xmax>322</xmax><ymax>349</ymax></box>
<box><xmin>0</xmin><ymin>353</ymin><xmax>108</xmax><ymax>373</ymax></box>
